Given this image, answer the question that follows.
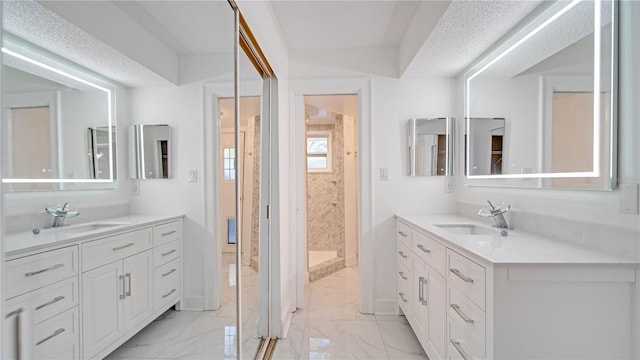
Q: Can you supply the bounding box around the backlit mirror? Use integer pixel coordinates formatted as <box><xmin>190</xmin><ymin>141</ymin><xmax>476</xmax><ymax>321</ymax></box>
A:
<box><xmin>408</xmin><ymin>117</ymin><xmax>454</xmax><ymax>176</ymax></box>
<box><xmin>465</xmin><ymin>0</ymin><xmax>617</xmax><ymax>190</ymax></box>
<box><xmin>1</xmin><ymin>39</ymin><xmax>116</xmax><ymax>191</ymax></box>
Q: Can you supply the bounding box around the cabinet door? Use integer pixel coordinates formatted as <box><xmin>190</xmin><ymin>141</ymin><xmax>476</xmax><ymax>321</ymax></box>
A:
<box><xmin>82</xmin><ymin>261</ymin><xmax>123</xmax><ymax>358</ymax></box>
<box><xmin>426</xmin><ymin>270</ymin><xmax>446</xmax><ymax>360</ymax></box>
<box><xmin>122</xmin><ymin>250</ymin><xmax>153</xmax><ymax>332</ymax></box>
<box><xmin>412</xmin><ymin>258</ymin><xmax>428</xmax><ymax>340</ymax></box>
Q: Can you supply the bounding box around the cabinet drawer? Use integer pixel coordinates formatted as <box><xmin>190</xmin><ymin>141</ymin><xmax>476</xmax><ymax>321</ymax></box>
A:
<box><xmin>5</xmin><ymin>246</ymin><xmax>78</xmax><ymax>299</ymax></box>
<box><xmin>412</xmin><ymin>229</ymin><xmax>446</xmax><ymax>276</ymax></box>
<box><xmin>397</xmin><ymin>261</ymin><xmax>412</xmax><ymax>316</ymax></box>
<box><xmin>447</xmin><ymin>249</ymin><xmax>486</xmax><ymax>310</ymax></box>
<box><xmin>82</xmin><ymin>228</ymin><xmax>152</xmax><ymax>271</ymax></box>
<box><xmin>397</xmin><ymin>241</ymin><xmax>411</xmax><ymax>269</ymax></box>
<box><xmin>396</xmin><ymin>220</ymin><xmax>411</xmax><ymax>248</ymax></box>
<box><xmin>153</xmin><ymin>221</ymin><xmax>180</xmax><ymax>246</ymax></box>
<box><xmin>154</xmin><ymin>240</ymin><xmax>179</xmax><ymax>267</ymax></box>
<box><xmin>34</xmin><ymin>307</ymin><xmax>79</xmax><ymax>360</ymax></box>
<box><xmin>448</xmin><ymin>285</ymin><xmax>485</xmax><ymax>349</ymax></box>
<box><xmin>154</xmin><ymin>259</ymin><xmax>180</xmax><ymax>311</ymax></box>
<box><xmin>6</xmin><ymin>277</ymin><xmax>78</xmax><ymax>324</ymax></box>
<box><xmin>448</xmin><ymin>318</ymin><xmax>484</xmax><ymax>360</ymax></box>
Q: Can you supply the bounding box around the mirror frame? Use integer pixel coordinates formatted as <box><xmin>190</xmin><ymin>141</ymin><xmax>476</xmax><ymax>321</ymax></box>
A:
<box><xmin>1</xmin><ymin>38</ymin><xmax>116</xmax><ymax>187</ymax></box>
<box><xmin>463</xmin><ymin>0</ymin><xmax>617</xmax><ymax>188</ymax></box>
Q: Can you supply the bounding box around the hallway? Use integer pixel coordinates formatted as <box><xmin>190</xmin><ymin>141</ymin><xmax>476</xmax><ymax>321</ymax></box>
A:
<box><xmin>273</xmin><ymin>267</ymin><xmax>426</xmax><ymax>359</ymax></box>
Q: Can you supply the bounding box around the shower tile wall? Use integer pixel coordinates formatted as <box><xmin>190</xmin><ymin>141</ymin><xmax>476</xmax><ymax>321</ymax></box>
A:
<box><xmin>307</xmin><ymin>118</ymin><xmax>345</xmax><ymax>258</ymax></box>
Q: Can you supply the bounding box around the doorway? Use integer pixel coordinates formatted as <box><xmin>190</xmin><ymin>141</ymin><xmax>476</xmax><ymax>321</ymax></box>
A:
<box><xmin>303</xmin><ymin>94</ymin><xmax>359</xmax><ymax>283</ymax></box>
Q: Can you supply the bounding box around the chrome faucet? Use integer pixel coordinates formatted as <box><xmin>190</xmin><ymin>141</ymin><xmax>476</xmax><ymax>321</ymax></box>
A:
<box><xmin>45</xmin><ymin>203</ymin><xmax>79</xmax><ymax>228</ymax></box>
<box><xmin>478</xmin><ymin>200</ymin><xmax>510</xmax><ymax>229</ymax></box>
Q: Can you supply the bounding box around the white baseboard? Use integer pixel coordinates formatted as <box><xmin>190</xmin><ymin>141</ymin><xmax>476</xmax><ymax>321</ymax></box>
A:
<box><xmin>180</xmin><ymin>295</ymin><xmax>205</xmax><ymax>310</ymax></box>
<box><xmin>345</xmin><ymin>255</ymin><xmax>357</xmax><ymax>267</ymax></box>
<box><xmin>374</xmin><ymin>298</ymin><xmax>399</xmax><ymax>315</ymax></box>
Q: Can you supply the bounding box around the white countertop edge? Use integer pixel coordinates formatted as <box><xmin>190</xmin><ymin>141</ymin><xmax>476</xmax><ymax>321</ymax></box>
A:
<box><xmin>396</xmin><ymin>214</ymin><xmax>639</xmax><ymax>265</ymax></box>
<box><xmin>4</xmin><ymin>214</ymin><xmax>185</xmax><ymax>258</ymax></box>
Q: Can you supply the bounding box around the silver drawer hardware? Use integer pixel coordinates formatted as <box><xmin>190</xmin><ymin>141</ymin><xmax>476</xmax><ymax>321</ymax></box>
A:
<box><xmin>112</xmin><ymin>242</ymin><xmax>135</xmax><ymax>251</ymax></box>
<box><xmin>35</xmin><ymin>296</ymin><xmax>65</xmax><ymax>311</ymax></box>
<box><xmin>450</xmin><ymin>339</ymin><xmax>473</xmax><ymax>360</ymax></box>
<box><xmin>162</xmin><ymin>249</ymin><xmax>177</xmax><ymax>257</ymax></box>
<box><xmin>417</xmin><ymin>244</ymin><xmax>431</xmax><ymax>253</ymax></box>
<box><xmin>398</xmin><ymin>251</ymin><xmax>408</xmax><ymax>259</ymax></box>
<box><xmin>418</xmin><ymin>276</ymin><xmax>427</xmax><ymax>305</ymax></box>
<box><xmin>162</xmin><ymin>268</ymin><xmax>177</xmax><ymax>277</ymax></box>
<box><xmin>450</xmin><ymin>268</ymin><xmax>474</xmax><ymax>283</ymax></box>
<box><xmin>420</xmin><ymin>277</ymin><xmax>428</xmax><ymax>306</ymax></box>
<box><xmin>25</xmin><ymin>263</ymin><xmax>64</xmax><ymax>277</ymax></box>
<box><xmin>398</xmin><ymin>271</ymin><xmax>408</xmax><ymax>280</ymax></box>
<box><xmin>126</xmin><ymin>273</ymin><xmax>132</xmax><ymax>297</ymax></box>
<box><xmin>36</xmin><ymin>328</ymin><xmax>65</xmax><ymax>346</ymax></box>
<box><xmin>450</xmin><ymin>304</ymin><xmax>474</xmax><ymax>323</ymax></box>
<box><xmin>161</xmin><ymin>230</ymin><xmax>177</xmax><ymax>236</ymax></box>
<box><xmin>119</xmin><ymin>275</ymin><xmax>125</xmax><ymax>300</ymax></box>
<box><xmin>162</xmin><ymin>288</ymin><xmax>177</xmax><ymax>299</ymax></box>
<box><xmin>399</xmin><ymin>292</ymin><xmax>408</xmax><ymax>303</ymax></box>
<box><xmin>398</xmin><ymin>231</ymin><xmax>408</xmax><ymax>237</ymax></box>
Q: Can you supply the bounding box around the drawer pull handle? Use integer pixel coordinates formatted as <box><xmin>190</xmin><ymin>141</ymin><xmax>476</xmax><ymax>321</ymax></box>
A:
<box><xmin>450</xmin><ymin>339</ymin><xmax>473</xmax><ymax>360</ymax></box>
<box><xmin>112</xmin><ymin>242</ymin><xmax>135</xmax><ymax>251</ymax></box>
<box><xmin>417</xmin><ymin>244</ymin><xmax>431</xmax><ymax>253</ymax></box>
<box><xmin>398</xmin><ymin>250</ymin><xmax>408</xmax><ymax>259</ymax></box>
<box><xmin>35</xmin><ymin>296</ymin><xmax>65</xmax><ymax>311</ymax></box>
<box><xmin>161</xmin><ymin>230</ymin><xmax>177</xmax><ymax>236</ymax></box>
<box><xmin>162</xmin><ymin>268</ymin><xmax>177</xmax><ymax>277</ymax></box>
<box><xmin>420</xmin><ymin>277</ymin><xmax>428</xmax><ymax>306</ymax></box>
<box><xmin>162</xmin><ymin>288</ymin><xmax>177</xmax><ymax>299</ymax></box>
<box><xmin>36</xmin><ymin>328</ymin><xmax>65</xmax><ymax>346</ymax></box>
<box><xmin>119</xmin><ymin>275</ymin><xmax>126</xmax><ymax>300</ymax></box>
<box><xmin>450</xmin><ymin>304</ymin><xmax>474</xmax><ymax>323</ymax></box>
<box><xmin>398</xmin><ymin>271</ymin><xmax>408</xmax><ymax>280</ymax></box>
<box><xmin>398</xmin><ymin>231</ymin><xmax>408</xmax><ymax>237</ymax></box>
<box><xmin>162</xmin><ymin>249</ymin><xmax>177</xmax><ymax>257</ymax></box>
<box><xmin>126</xmin><ymin>273</ymin><xmax>132</xmax><ymax>297</ymax></box>
<box><xmin>399</xmin><ymin>292</ymin><xmax>408</xmax><ymax>303</ymax></box>
<box><xmin>450</xmin><ymin>268</ymin><xmax>474</xmax><ymax>283</ymax></box>
<box><xmin>25</xmin><ymin>263</ymin><xmax>64</xmax><ymax>277</ymax></box>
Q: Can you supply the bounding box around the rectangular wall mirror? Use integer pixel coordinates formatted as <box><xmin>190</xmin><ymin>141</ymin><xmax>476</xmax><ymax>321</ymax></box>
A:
<box><xmin>408</xmin><ymin>117</ymin><xmax>454</xmax><ymax>176</ymax></box>
<box><xmin>128</xmin><ymin>124</ymin><xmax>172</xmax><ymax>179</ymax></box>
<box><xmin>464</xmin><ymin>0</ymin><xmax>617</xmax><ymax>190</ymax></box>
<box><xmin>1</xmin><ymin>37</ymin><xmax>116</xmax><ymax>191</ymax></box>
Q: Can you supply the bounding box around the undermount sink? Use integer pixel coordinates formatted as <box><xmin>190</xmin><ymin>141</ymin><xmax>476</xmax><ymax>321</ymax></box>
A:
<box><xmin>43</xmin><ymin>222</ymin><xmax>130</xmax><ymax>235</ymax></box>
<box><xmin>433</xmin><ymin>223</ymin><xmax>495</xmax><ymax>235</ymax></box>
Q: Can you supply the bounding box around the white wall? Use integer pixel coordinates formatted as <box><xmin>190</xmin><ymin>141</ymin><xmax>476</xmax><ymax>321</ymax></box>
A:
<box><xmin>127</xmin><ymin>83</ymin><xmax>208</xmax><ymax>309</ymax></box>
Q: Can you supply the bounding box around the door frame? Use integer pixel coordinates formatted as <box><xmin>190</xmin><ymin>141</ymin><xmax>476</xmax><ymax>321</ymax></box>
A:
<box><xmin>289</xmin><ymin>78</ymin><xmax>373</xmax><ymax>314</ymax></box>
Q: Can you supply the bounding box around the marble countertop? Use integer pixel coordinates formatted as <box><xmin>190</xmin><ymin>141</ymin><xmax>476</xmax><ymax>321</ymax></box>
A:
<box><xmin>4</xmin><ymin>214</ymin><xmax>184</xmax><ymax>258</ymax></box>
<box><xmin>396</xmin><ymin>214</ymin><xmax>639</xmax><ymax>265</ymax></box>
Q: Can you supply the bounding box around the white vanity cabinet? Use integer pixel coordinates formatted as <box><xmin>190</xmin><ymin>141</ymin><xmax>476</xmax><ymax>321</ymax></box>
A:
<box><xmin>396</xmin><ymin>215</ymin><xmax>639</xmax><ymax>360</ymax></box>
<box><xmin>3</xmin><ymin>215</ymin><xmax>183</xmax><ymax>360</ymax></box>
<box><xmin>4</xmin><ymin>245</ymin><xmax>81</xmax><ymax>359</ymax></box>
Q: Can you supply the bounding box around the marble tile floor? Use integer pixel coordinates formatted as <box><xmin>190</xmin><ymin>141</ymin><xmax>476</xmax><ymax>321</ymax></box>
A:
<box><xmin>105</xmin><ymin>264</ymin><xmax>426</xmax><ymax>359</ymax></box>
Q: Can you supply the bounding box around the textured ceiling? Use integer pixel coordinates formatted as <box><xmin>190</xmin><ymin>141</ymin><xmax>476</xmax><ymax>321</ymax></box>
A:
<box><xmin>401</xmin><ymin>0</ymin><xmax>543</xmax><ymax>77</ymax></box>
<box><xmin>2</xmin><ymin>1</ymin><xmax>171</xmax><ymax>87</ymax></box>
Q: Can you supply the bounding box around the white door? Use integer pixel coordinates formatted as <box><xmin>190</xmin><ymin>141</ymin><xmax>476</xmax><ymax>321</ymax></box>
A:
<box><xmin>122</xmin><ymin>250</ymin><xmax>153</xmax><ymax>332</ymax></box>
<box><xmin>82</xmin><ymin>261</ymin><xmax>123</xmax><ymax>358</ymax></box>
<box><xmin>221</xmin><ymin>131</ymin><xmax>245</xmax><ymax>253</ymax></box>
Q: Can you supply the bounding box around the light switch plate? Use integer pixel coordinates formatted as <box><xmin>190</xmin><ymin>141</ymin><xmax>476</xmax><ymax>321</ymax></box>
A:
<box><xmin>619</xmin><ymin>183</ymin><xmax>639</xmax><ymax>214</ymax></box>
<box><xmin>445</xmin><ymin>176</ymin><xmax>455</xmax><ymax>193</ymax></box>
<box><xmin>132</xmin><ymin>180</ymin><xmax>140</xmax><ymax>195</ymax></box>
<box><xmin>188</xmin><ymin>169</ymin><xmax>198</xmax><ymax>182</ymax></box>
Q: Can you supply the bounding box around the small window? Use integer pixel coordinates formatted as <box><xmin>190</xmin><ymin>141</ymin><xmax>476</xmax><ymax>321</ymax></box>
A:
<box><xmin>306</xmin><ymin>132</ymin><xmax>331</xmax><ymax>172</ymax></box>
<box><xmin>223</xmin><ymin>147</ymin><xmax>236</xmax><ymax>180</ymax></box>
<box><xmin>227</xmin><ymin>218</ymin><xmax>236</xmax><ymax>244</ymax></box>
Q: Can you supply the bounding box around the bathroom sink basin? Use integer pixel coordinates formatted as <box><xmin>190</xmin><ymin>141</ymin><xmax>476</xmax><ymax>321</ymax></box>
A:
<box><xmin>43</xmin><ymin>222</ymin><xmax>131</xmax><ymax>235</ymax></box>
<box><xmin>433</xmin><ymin>224</ymin><xmax>495</xmax><ymax>235</ymax></box>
